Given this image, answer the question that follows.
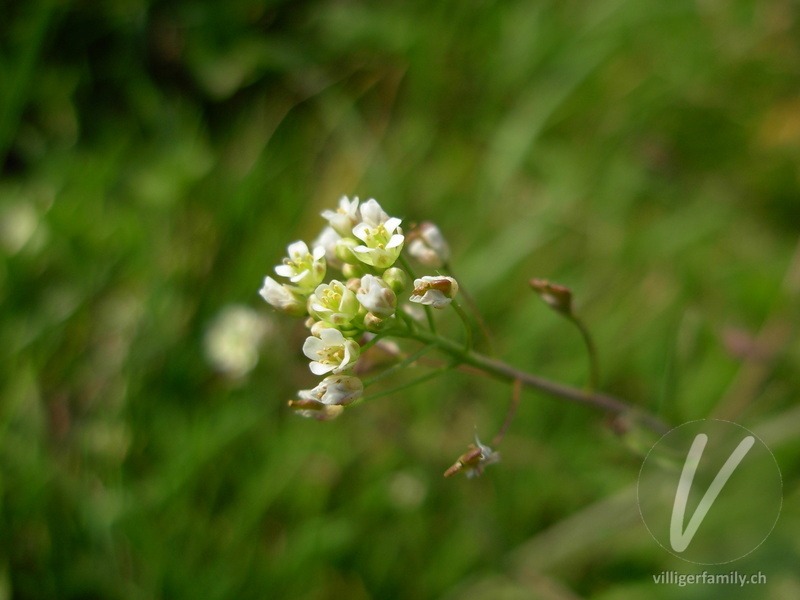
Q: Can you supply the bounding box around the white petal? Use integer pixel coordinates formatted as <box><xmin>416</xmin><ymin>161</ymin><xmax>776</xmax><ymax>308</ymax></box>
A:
<box><xmin>384</xmin><ymin>217</ymin><xmax>402</xmax><ymax>233</ymax></box>
<box><xmin>386</xmin><ymin>234</ymin><xmax>404</xmax><ymax>249</ymax></box>
<box><xmin>289</xmin><ymin>269</ymin><xmax>309</xmax><ymax>283</ymax></box>
<box><xmin>274</xmin><ymin>264</ymin><xmax>294</xmax><ymax>278</ymax></box>
<box><xmin>310</xmin><ymin>361</ymin><xmax>334</xmax><ymax>375</ymax></box>
<box><xmin>364</xmin><ymin>199</ymin><xmax>391</xmax><ymax>226</ymax></box>
<box><xmin>302</xmin><ymin>336</ymin><xmax>325</xmax><ymax>359</ymax></box>
<box><xmin>312</xmin><ymin>246</ymin><xmax>326</xmax><ymax>260</ymax></box>
<box><xmin>287</xmin><ymin>241</ymin><xmax>309</xmax><ymax>258</ymax></box>
<box><xmin>259</xmin><ymin>276</ymin><xmax>281</xmax><ymax>301</ymax></box>
<box><xmin>352</xmin><ymin>222</ymin><xmax>371</xmax><ymax>243</ymax></box>
<box><xmin>319</xmin><ymin>327</ymin><xmax>345</xmax><ymax>346</ymax></box>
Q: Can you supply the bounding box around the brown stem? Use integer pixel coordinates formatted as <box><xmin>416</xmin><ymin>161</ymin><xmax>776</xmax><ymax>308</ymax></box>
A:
<box><xmin>407</xmin><ymin>328</ymin><xmax>670</xmax><ymax>435</ymax></box>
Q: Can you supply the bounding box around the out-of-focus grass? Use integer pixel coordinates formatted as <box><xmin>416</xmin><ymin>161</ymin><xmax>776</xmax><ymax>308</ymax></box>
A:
<box><xmin>1</xmin><ymin>0</ymin><xmax>799</xmax><ymax>598</ymax></box>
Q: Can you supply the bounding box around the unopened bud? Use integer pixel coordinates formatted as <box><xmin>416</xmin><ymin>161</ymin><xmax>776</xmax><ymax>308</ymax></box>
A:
<box><xmin>342</xmin><ymin>262</ymin><xmax>369</xmax><ymax>280</ymax></box>
<box><xmin>382</xmin><ymin>267</ymin><xmax>409</xmax><ymax>294</ymax></box>
<box><xmin>363</xmin><ymin>311</ymin><xmax>390</xmax><ymax>332</ymax></box>
<box><xmin>409</xmin><ymin>276</ymin><xmax>458</xmax><ymax>309</ymax></box>
<box><xmin>309</xmin><ymin>320</ymin><xmax>335</xmax><ymax>337</ymax></box>
<box><xmin>334</xmin><ymin>237</ymin><xmax>361</xmax><ymax>264</ymax></box>
<box><xmin>529</xmin><ymin>279</ymin><xmax>573</xmax><ymax>316</ymax></box>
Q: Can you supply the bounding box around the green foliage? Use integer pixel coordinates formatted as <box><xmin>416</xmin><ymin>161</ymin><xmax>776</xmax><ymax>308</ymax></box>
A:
<box><xmin>1</xmin><ymin>0</ymin><xmax>799</xmax><ymax>598</ymax></box>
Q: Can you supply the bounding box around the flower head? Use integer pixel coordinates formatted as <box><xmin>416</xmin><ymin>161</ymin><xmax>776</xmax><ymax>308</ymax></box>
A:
<box><xmin>407</xmin><ymin>222</ymin><xmax>450</xmax><ymax>268</ymax></box>
<box><xmin>322</xmin><ymin>196</ymin><xmax>361</xmax><ymax>237</ymax></box>
<box><xmin>409</xmin><ymin>276</ymin><xmax>458</xmax><ymax>309</ymax></box>
<box><xmin>356</xmin><ymin>274</ymin><xmax>396</xmax><ymax>317</ymax></box>
<box><xmin>259</xmin><ymin>276</ymin><xmax>306</xmax><ymax>317</ymax></box>
<box><xmin>302</xmin><ymin>328</ymin><xmax>360</xmax><ymax>375</ymax></box>
<box><xmin>308</xmin><ymin>280</ymin><xmax>360</xmax><ymax>327</ymax></box>
<box><xmin>351</xmin><ymin>199</ymin><xmax>404</xmax><ymax>269</ymax></box>
<box><xmin>274</xmin><ymin>241</ymin><xmax>326</xmax><ymax>292</ymax></box>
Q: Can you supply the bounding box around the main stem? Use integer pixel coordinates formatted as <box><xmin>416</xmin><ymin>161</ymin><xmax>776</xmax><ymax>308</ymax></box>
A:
<box><xmin>405</xmin><ymin>328</ymin><xmax>669</xmax><ymax>435</ymax></box>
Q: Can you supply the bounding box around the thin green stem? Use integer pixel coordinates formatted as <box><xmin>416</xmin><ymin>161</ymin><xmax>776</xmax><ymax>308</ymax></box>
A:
<box><xmin>362</xmin><ymin>344</ymin><xmax>436</xmax><ymax>388</ymax></box>
<box><xmin>397</xmin><ymin>328</ymin><xmax>669</xmax><ymax>435</ymax></box>
<box><xmin>354</xmin><ymin>363</ymin><xmax>455</xmax><ymax>405</ymax></box>
<box><xmin>397</xmin><ymin>307</ymin><xmax>418</xmax><ymax>332</ymax></box>
<box><xmin>399</xmin><ymin>254</ymin><xmax>437</xmax><ymax>334</ymax></box>
<box><xmin>359</xmin><ymin>333</ymin><xmax>387</xmax><ymax>354</ymax></box>
<box><xmin>452</xmin><ymin>301</ymin><xmax>473</xmax><ymax>352</ymax></box>
<box><xmin>569</xmin><ymin>314</ymin><xmax>600</xmax><ymax>393</ymax></box>
<box><xmin>445</xmin><ymin>261</ymin><xmax>496</xmax><ymax>355</ymax></box>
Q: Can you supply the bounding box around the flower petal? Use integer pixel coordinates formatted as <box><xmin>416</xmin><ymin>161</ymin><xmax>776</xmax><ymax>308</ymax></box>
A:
<box><xmin>386</xmin><ymin>234</ymin><xmax>404</xmax><ymax>249</ymax></box>
<box><xmin>309</xmin><ymin>361</ymin><xmax>335</xmax><ymax>375</ymax></box>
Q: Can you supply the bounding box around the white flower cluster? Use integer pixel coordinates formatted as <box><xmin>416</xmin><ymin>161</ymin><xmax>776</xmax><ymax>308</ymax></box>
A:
<box><xmin>259</xmin><ymin>196</ymin><xmax>458</xmax><ymax>420</ymax></box>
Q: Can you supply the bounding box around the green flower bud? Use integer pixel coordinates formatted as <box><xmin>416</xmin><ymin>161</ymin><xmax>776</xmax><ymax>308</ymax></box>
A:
<box><xmin>335</xmin><ymin>237</ymin><xmax>361</xmax><ymax>265</ymax></box>
<box><xmin>382</xmin><ymin>267</ymin><xmax>409</xmax><ymax>294</ymax></box>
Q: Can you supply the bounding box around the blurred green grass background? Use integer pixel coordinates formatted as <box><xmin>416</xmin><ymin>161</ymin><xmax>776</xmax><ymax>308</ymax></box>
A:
<box><xmin>2</xmin><ymin>0</ymin><xmax>800</xmax><ymax>598</ymax></box>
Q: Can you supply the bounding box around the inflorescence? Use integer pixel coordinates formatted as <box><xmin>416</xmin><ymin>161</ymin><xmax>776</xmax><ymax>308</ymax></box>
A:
<box><xmin>259</xmin><ymin>197</ymin><xmax>457</xmax><ymax>422</ymax></box>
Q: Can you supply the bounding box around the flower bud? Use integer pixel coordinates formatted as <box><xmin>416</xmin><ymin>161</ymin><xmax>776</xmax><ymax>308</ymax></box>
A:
<box><xmin>409</xmin><ymin>276</ymin><xmax>458</xmax><ymax>309</ymax></box>
<box><xmin>382</xmin><ymin>267</ymin><xmax>409</xmax><ymax>294</ymax></box>
<box><xmin>342</xmin><ymin>262</ymin><xmax>369</xmax><ymax>280</ymax></box>
<box><xmin>309</xmin><ymin>320</ymin><xmax>335</xmax><ymax>337</ymax></box>
<box><xmin>529</xmin><ymin>279</ymin><xmax>573</xmax><ymax>316</ymax></box>
<box><xmin>363</xmin><ymin>311</ymin><xmax>391</xmax><ymax>332</ymax></box>
<box><xmin>334</xmin><ymin>237</ymin><xmax>361</xmax><ymax>264</ymax></box>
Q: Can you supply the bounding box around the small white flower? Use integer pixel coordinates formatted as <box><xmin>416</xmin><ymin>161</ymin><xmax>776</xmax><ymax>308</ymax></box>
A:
<box><xmin>358</xmin><ymin>198</ymin><xmax>390</xmax><ymax>227</ymax></box>
<box><xmin>407</xmin><ymin>222</ymin><xmax>450</xmax><ymax>268</ymax></box>
<box><xmin>351</xmin><ymin>199</ymin><xmax>404</xmax><ymax>269</ymax></box>
<box><xmin>274</xmin><ymin>241</ymin><xmax>326</xmax><ymax>292</ymax></box>
<box><xmin>302</xmin><ymin>328</ymin><xmax>360</xmax><ymax>375</ymax></box>
<box><xmin>409</xmin><ymin>276</ymin><xmax>458</xmax><ymax>309</ymax></box>
<box><xmin>313</xmin><ymin>226</ymin><xmax>342</xmax><ymax>269</ymax></box>
<box><xmin>308</xmin><ymin>375</ymin><xmax>364</xmax><ymax>405</ymax></box>
<box><xmin>259</xmin><ymin>276</ymin><xmax>306</xmax><ymax>317</ymax></box>
<box><xmin>204</xmin><ymin>305</ymin><xmax>272</xmax><ymax>378</ymax></box>
<box><xmin>308</xmin><ymin>280</ymin><xmax>360</xmax><ymax>327</ymax></box>
<box><xmin>356</xmin><ymin>274</ymin><xmax>396</xmax><ymax>317</ymax></box>
<box><xmin>321</xmin><ymin>196</ymin><xmax>361</xmax><ymax>237</ymax></box>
